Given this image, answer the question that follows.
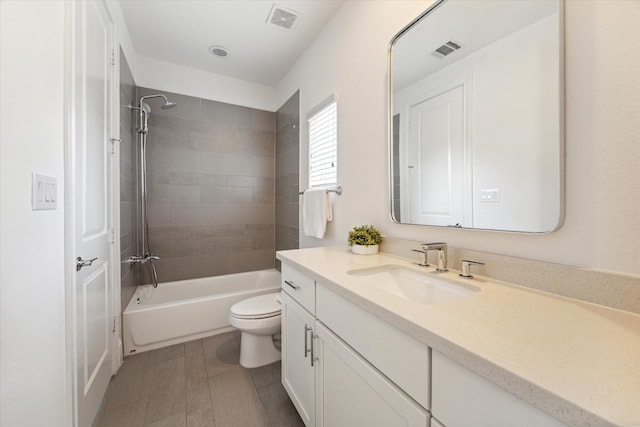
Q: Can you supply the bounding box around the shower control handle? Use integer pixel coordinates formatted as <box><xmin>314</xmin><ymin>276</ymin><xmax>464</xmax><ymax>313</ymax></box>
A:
<box><xmin>76</xmin><ymin>257</ymin><xmax>98</xmax><ymax>271</ymax></box>
<box><xmin>284</xmin><ymin>280</ymin><xmax>300</xmax><ymax>291</ymax></box>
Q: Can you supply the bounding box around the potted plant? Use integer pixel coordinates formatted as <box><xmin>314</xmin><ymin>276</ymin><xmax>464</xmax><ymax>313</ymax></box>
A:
<box><xmin>348</xmin><ymin>225</ymin><xmax>382</xmax><ymax>255</ymax></box>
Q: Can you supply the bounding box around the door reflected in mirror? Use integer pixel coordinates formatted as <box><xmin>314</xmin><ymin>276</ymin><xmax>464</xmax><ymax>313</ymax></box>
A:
<box><xmin>390</xmin><ymin>0</ymin><xmax>564</xmax><ymax>232</ymax></box>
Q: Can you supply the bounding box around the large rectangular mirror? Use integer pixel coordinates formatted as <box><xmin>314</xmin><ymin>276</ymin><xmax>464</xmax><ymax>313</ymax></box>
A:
<box><xmin>389</xmin><ymin>0</ymin><xmax>564</xmax><ymax>232</ymax></box>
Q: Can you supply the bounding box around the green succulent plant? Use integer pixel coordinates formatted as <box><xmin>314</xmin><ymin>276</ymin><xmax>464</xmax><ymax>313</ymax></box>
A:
<box><xmin>348</xmin><ymin>225</ymin><xmax>382</xmax><ymax>246</ymax></box>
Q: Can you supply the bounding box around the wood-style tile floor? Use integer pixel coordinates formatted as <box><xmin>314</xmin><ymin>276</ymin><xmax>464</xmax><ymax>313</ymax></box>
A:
<box><xmin>93</xmin><ymin>331</ymin><xmax>304</xmax><ymax>427</ymax></box>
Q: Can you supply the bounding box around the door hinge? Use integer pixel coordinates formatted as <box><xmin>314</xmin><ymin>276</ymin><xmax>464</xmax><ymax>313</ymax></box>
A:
<box><xmin>110</xmin><ymin>138</ymin><xmax>120</xmax><ymax>154</ymax></box>
<box><xmin>111</xmin><ymin>49</ymin><xmax>116</xmax><ymax>66</ymax></box>
<box><xmin>110</xmin><ymin>228</ymin><xmax>116</xmax><ymax>243</ymax></box>
<box><xmin>112</xmin><ymin>316</ymin><xmax>118</xmax><ymax>333</ymax></box>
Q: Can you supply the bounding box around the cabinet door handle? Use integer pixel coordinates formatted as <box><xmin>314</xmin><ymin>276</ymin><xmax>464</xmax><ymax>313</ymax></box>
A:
<box><xmin>310</xmin><ymin>333</ymin><xmax>319</xmax><ymax>367</ymax></box>
<box><xmin>284</xmin><ymin>280</ymin><xmax>300</xmax><ymax>290</ymax></box>
<box><xmin>304</xmin><ymin>325</ymin><xmax>312</xmax><ymax>358</ymax></box>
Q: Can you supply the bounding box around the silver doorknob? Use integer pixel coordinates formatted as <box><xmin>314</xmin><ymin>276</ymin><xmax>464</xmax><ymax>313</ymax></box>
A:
<box><xmin>76</xmin><ymin>257</ymin><xmax>98</xmax><ymax>271</ymax></box>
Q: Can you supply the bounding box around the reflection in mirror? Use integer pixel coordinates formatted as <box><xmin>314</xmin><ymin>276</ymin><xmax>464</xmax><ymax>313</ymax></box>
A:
<box><xmin>390</xmin><ymin>0</ymin><xmax>563</xmax><ymax>232</ymax></box>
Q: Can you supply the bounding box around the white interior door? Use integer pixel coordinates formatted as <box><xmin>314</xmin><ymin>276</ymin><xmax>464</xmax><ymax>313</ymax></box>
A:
<box><xmin>406</xmin><ymin>85</ymin><xmax>468</xmax><ymax>226</ymax></box>
<box><xmin>68</xmin><ymin>1</ymin><xmax>115</xmax><ymax>426</ymax></box>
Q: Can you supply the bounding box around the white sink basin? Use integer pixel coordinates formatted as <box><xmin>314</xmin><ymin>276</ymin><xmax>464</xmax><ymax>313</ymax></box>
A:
<box><xmin>347</xmin><ymin>265</ymin><xmax>479</xmax><ymax>304</ymax></box>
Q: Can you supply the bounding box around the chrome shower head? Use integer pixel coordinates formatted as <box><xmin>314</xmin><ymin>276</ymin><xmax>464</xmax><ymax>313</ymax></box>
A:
<box><xmin>137</xmin><ymin>94</ymin><xmax>176</xmax><ymax>134</ymax></box>
<box><xmin>139</xmin><ymin>94</ymin><xmax>177</xmax><ymax>111</ymax></box>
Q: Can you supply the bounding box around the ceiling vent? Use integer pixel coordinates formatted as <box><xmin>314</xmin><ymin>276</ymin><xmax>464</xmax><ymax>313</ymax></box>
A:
<box><xmin>432</xmin><ymin>40</ymin><xmax>462</xmax><ymax>58</ymax></box>
<box><xmin>267</xmin><ymin>4</ymin><xmax>299</xmax><ymax>30</ymax></box>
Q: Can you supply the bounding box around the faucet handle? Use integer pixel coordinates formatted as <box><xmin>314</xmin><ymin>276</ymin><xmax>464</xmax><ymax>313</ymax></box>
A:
<box><xmin>459</xmin><ymin>260</ymin><xmax>485</xmax><ymax>278</ymax></box>
<box><xmin>412</xmin><ymin>249</ymin><xmax>429</xmax><ymax>267</ymax></box>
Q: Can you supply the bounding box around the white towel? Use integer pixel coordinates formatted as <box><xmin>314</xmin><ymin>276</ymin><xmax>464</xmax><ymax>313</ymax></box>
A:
<box><xmin>302</xmin><ymin>188</ymin><xmax>332</xmax><ymax>239</ymax></box>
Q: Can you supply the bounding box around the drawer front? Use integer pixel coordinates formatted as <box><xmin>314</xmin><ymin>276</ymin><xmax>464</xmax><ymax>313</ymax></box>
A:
<box><xmin>316</xmin><ymin>284</ymin><xmax>430</xmax><ymax>409</ymax></box>
<box><xmin>281</xmin><ymin>263</ymin><xmax>315</xmax><ymax>314</ymax></box>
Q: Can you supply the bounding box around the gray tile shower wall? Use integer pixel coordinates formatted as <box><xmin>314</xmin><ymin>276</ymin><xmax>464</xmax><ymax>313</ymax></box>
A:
<box><xmin>137</xmin><ymin>87</ymin><xmax>276</xmax><ymax>283</ymax></box>
<box><xmin>275</xmin><ymin>91</ymin><xmax>300</xmax><ymax>266</ymax></box>
<box><xmin>119</xmin><ymin>49</ymin><xmax>138</xmax><ymax>311</ymax></box>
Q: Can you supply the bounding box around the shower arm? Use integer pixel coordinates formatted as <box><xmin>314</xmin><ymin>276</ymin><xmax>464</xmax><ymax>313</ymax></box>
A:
<box><xmin>139</xmin><ymin>94</ymin><xmax>169</xmax><ymax>106</ymax></box>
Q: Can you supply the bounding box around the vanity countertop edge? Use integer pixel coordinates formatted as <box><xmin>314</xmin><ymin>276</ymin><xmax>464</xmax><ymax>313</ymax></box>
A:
<box><xmin>276</xmin><ymin>246</ymin><xmax>640</xmax><ymax>427</ymax></box>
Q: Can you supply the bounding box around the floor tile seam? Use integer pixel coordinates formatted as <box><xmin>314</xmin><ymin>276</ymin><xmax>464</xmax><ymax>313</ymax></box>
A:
<box><xmin>143</xmin><ymin>390</ymin><xmax>188</xmax><ymax>424</ymax></box>
<box><xmin>205</xmin><ymin>364</ymin><xmax>244</xmax><ymax>379</ymax></box>
<box><xmin>143</xmin><ymin>365</ymin><xmax>188</xmax><ymax>424</ymax></box>
<box><xmin>142</xmin><ymin>410</ymin><xmax>187</xmax><ymax>427</ymax></box>
<box><xmin>185</xmin><ymin>350</ymin><xmax>205</xmax><ymax>359</ymax></box>
<box><xmin>97</xmin><ymin>398</ymin><xmax>149</xmax><ymax>427</ymax></box>
<box><xmin>188</xmin><ymin>361</ymin><xmax>215</xmax><ymax>411</ymax></box>
<box><xmin>243</xmin><ymin>369</ymin><xmax>272</xmax><ymax>424</ymax></box>
<box><xmin>153</xmin><ymin>352</ymin><xmax>187</xmax><ymax>366</ymax></box>
<box><xmin>254</xmin><ymin>371</ymin><xmax>283</xmax><ymax>389</ymax></box>
<box><xmin>153</xmin><ymin>355</ymin><xmax>186</xmax><ymax>366</ymax></box>
<box><xmin>253</xmin><ymin>380</ymin><xmax>276</xmax><ymax>415</ymax></box>
<box><xmin>104</xmin><ymin>395</ymin><xmax>148</xmax><ymax>412</ymax></box>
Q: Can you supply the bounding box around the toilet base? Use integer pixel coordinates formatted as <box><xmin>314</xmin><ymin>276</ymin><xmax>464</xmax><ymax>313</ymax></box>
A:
<box><xmin>239</xmin><ymin>332</ymin><xmax>281</xmax><ymax>368</ymax></box>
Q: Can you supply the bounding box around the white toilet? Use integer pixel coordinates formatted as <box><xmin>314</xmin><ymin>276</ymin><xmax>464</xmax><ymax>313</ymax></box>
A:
<box><xmin>229</xmin><ymin>292</ymin><xmax>282</xmax><ymax>368</ymax></box>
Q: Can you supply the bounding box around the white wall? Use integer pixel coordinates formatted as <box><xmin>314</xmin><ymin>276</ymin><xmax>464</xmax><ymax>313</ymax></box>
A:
<box><xmin>135</xmin><ymin>55</ymin><xmax>277</xmax><ymax>111</ymax></box>
<box><xmin>277</xmin><ymin>0</ymin><xmax>640</xmax><ymax>275</ymax></box>
<box><xmin>0</xmin><ymin>1</ymin><xmax>69</xmax><ymax>426</ymax></box>
<box><xmin>106</xmin><ymin>0</ymin><xmax>277</xmax><ymax>113</ymax></box>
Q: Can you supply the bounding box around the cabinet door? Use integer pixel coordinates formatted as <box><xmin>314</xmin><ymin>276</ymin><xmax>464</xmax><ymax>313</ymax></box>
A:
<box><xmin>432</xmin><ymin>351</ymin><xmax>567</xmax><ymax>427</ymax></box>
<box><xmin>315</xmin><ymin>323</ymin><xmax>429</xmax><ymax>427</ymax></box>
<box><xmin>281</xmin><ymin>292</ymin><xmax>316</xmax><ymax>426</ymax></box>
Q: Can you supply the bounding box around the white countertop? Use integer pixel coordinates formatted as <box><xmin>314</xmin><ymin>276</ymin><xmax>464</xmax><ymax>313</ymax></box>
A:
<box><xmin>277</xmin><ymin>246</ymin><xmax>640</xmax><ymax>427</ymax></box>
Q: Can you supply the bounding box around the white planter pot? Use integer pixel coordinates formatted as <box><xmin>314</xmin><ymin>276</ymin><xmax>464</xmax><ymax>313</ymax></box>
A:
<box><xmin>351</xmin><ymin>244</ymin><xmax>379</xmax><ymax>255</ymax></box>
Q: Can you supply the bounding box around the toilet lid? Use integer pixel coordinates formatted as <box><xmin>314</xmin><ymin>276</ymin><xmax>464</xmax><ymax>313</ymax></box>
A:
<box><xmin>231</xmin><ymin>292</ymin><xmax>281</xmax><ymax>319</ymax></box>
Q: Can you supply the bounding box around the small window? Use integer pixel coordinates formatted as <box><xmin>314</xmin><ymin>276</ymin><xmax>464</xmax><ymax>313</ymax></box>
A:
<box><xmin>308</xmin><ymin>99</ymin><xmax>337</xmax><ymax>187</ymax></box>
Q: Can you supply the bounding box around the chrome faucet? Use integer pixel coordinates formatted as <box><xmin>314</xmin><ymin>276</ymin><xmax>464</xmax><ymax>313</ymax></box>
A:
<box><xmin>422</xmin><ymin>242</ymin><xmax>448</xmax><ymax>272</ymax></box>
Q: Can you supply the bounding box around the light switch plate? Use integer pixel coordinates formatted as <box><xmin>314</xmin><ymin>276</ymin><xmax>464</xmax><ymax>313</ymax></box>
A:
<box><xmin>32</xmin><ymin>173</ymin><xmax>57</xmax><ymax>210</ymax></box>
<box><xmin>480</xmin><ymin>188</ymin><xmax>500</xmax><ymax>202</ymax></box>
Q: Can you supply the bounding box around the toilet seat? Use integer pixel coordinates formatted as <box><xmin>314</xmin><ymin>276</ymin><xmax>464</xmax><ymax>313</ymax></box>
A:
<box><xmin>230</xmin><ymin>292</ymin><xmax>281</xmax><ymax>320</ymax></box>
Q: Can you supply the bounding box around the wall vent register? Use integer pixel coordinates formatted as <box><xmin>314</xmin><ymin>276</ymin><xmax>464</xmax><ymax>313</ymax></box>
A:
<box><xmin>432</xmin><ymin>40</ymin><xmax>462</xmax><ymax>58</ymax></box>
<box><xmin>267</xmin><ymin>4</ymin><xmax>299</xmax><ymax>30</ymax></box>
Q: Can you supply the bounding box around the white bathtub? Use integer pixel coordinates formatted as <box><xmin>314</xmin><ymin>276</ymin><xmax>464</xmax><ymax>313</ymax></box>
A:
<box><xmin>123</xmin><ymin>269</ymin><xmax>281</xmax><ymax>355</ymax></box>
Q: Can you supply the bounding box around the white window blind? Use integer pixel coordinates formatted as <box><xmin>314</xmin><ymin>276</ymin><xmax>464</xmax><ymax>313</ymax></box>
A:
<box><xmin>308</xmin><ymin>100</ymin><xmax>337</xmax><ymax>187</ymax></box>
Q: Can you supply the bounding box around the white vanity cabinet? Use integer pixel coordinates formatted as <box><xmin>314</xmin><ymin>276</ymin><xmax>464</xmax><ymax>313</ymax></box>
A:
<box><xmin>431</xmin><ymin>351</ymin><xmax>567</xmax><ymax>427</ymax></box>
<box><xmin>281</xmin><ymin>265</ymin><xmax>316</xmax><ymax>426</ymax></box>
<box><xmin>281</xmin><ymin>263</ymin><xmax>430</xmax><ymax>427</ymax></box>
